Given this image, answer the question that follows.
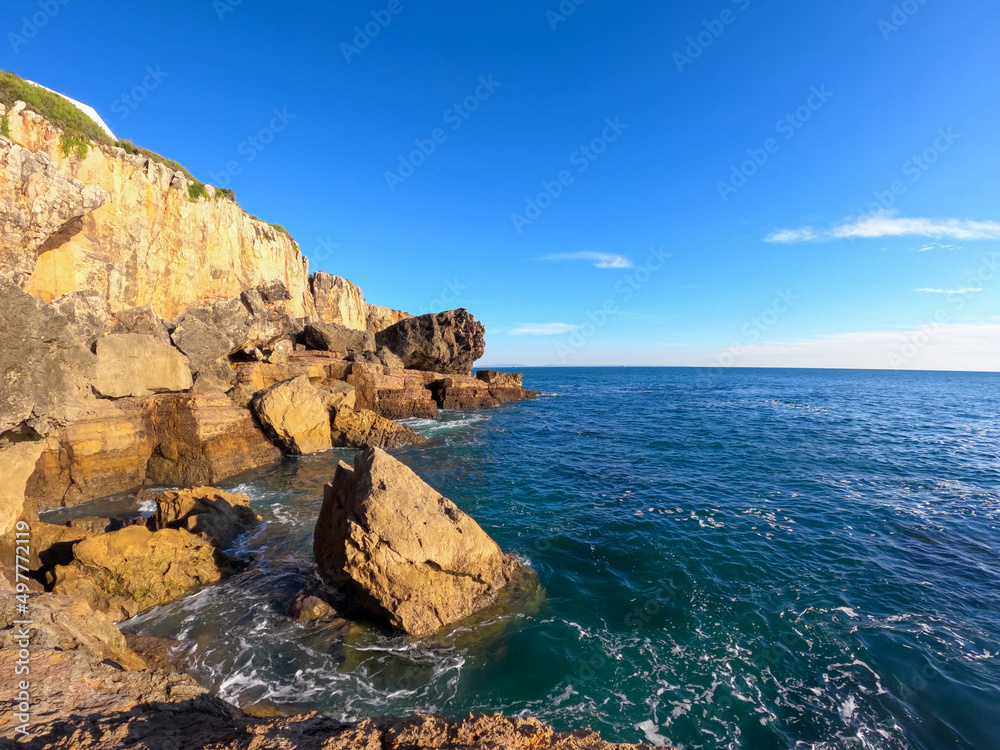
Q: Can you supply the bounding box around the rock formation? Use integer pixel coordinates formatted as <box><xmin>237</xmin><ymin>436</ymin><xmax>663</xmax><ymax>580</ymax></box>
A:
<box><xmin>147</xmin><ymin>486</ymin><xmax>259</xmax><ymax>549</ymax></box>
<box><xmin>302</xmin><ymin>321</ymin><xmax>375</xmax><ymax>355</ymax></box>
<box><xmin>331</xmin><ymin>407</ymin><xmax>427</xmax><ymax>450</ymax></box>
<box><xmin>312</xmin><ymin>271</ymin><xmax>367</xmax><ymax>330</ymax></box>
<box><xmin>314</xmin><ymin>448</ymin><xmax>522</xmax><ymax>636</ymax></box>
<box><xmin>376</xmin><ymin>308</ymin><xmax>486</xmax><ymax>375</ymax></box>
<box><xmin>0</xmin><ymin>108</ymin><xmax>315</xmax><ymax>319</ymax></box>
<box><xmin>93</xmin><ymin>333</ymin><xmax>193</xmax><ymax>398</ymax></box>
<box><xmin>251</xmin><ymin>375</ymin><xmax>333</xmax><ymax>455</ymax></box>
<box><xmin>50</xmin><ymin>525</ymin><xmax>226</xmax><ymax>620</ymax></box>
<box><xmin>367</xmin><ymin>303</ymin><xmax>413</xmax><ymax>334</ymax></box>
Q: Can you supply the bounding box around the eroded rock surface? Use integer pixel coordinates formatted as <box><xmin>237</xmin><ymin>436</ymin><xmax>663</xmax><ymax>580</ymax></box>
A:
<box><xmin>375</xmin><ymin>308</ymin><xmax>485</xmax><ymax>375</ymax></box>
<box><xmin>331</xmin><ymin>408</ymin><xmax>427</xmax><ymax>450</ymax></box>
<box><xmin>314</xmin><ymin>448</ymin><xmax>520</xmax><ymax>636</ymax></box>
<box><xmin>252</xmin><ymin>375</ymin><xmax>332</xmax><ymax>455</ymax></box>
<box><xmin>93</xmin><ymin>333</ymin><xmax>193</xmax><ymax>398</ymax></box>
<box><xmin>148</xmin><ymin>486</ymin><xmax>258</xmax><ymax>549</ymax></box>
<box><xmin>311</xmin><ymin>271</ymin><xmax>367</xmax><ymax>331</ymax></box>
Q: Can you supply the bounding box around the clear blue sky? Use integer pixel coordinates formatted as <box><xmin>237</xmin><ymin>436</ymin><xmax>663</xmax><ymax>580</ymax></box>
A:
<box><xmin>4</xmin><ymin>0</ymin><xmax>999</xmax><ymax>369</ymax></box>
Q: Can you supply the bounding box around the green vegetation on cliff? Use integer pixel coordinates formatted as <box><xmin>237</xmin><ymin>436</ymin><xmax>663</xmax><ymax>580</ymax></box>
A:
<box><xmin>1</xmin><ymin>69</ymin><xmax>297</xmax><ymax>243</ymax></box>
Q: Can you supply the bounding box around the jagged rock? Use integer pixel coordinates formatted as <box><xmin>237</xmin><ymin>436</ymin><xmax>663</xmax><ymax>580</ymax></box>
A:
<box><xmin>376</xmin><ymin>345</ymin><xmax>405</xmax><ymax>370</ymax></box>
<box><xmin>288</xmin><ymin>594</ymin><xmax>335</xmax><ymax>621</ymax></box>
<box><xmin>302</xmin><ymin>321</ymin><xmax>375</xmax><ymax>354</ymax></box>
<box><xmin>0</xmin><ymin>437</ymin><xmax>46</xmax><ymax>536</ymax></box>
<box><xmin>0</xmin><ymin>275</ymin><xmax>96</xmax><ymax>437</ymax></box>
<box><xmin>0</xmin><ymin>135</ymin><xmax>108</xmax><ymax>278</ymax></box>
<box><xmin>229</xmin><ymin>353</ymin><xmax>351</xmax><ymax>407</ymax></box>
<box><xmin>109</xmin><ymin>305</ymin><xmax>173</xmax><ymax>345</ymax></box>
<box><xmin>0</xmin><ymin>520</ymin><xmax>90</xmax><ymax>577</ymax></box>
<box><xmin>251</xmin><ymin>375</ymin><xmax>332</xmax><ymax>455</ymax></box>
<box><xmin>0</xmin><ymin>588</ymin><xmax>145</xmax><ymax>670</ymax></box>
<box><xmin>148</xmin><ymin>486</ymin><xmax>259</xmax><ymax>549</ymax></box>
<box><xmin>25</xmin><ymin>399</ymin><xmax>154</xmax><ymax>513</ymax></box>
<box><xmin>144</xmin><ymin>392</ymin><xmax>283</xmax><ymax>487</ymax></box>
<box><xmin>375</xmin><ymin>308</ymin><xmax>486</xmax><ymax>375</ymax></box>
<box><xmin>475</xmin><ymin>370</ymin><xmax>523</xmax><ymax>387</ymax></box>
<box><xmin>51</xmin><ymin>290</ymin><xmax>110</xmax><ymax>348</ymax></box>
<box><xmin>346</xmin><ymin>362</ymin><xmax>440</xmax><ymax>419</ymax></box>
<box><xmin>432</xmin><ymin>373</ymin><xmax>541</xmax><ymax>411</ymax></box>
<box><xmin>25</xmin><ymin>393</ymin><xmax>281</xmax><ymax>512</ymax></box>
<box><xmin>314</xmin><ymin>448</ymin><xmax>521</xmax><ymax>636</ymax></box>
<box><xmin>331</xmin><ymin>408</ymin><xmax>427</xmax><ymax>450</ymax></box>
<box><xmin>50</xmin><ymin>526</ymin><xmax>226</xmax><ymax>620</ymax></box>
<box><xmin>267</xmin><ymin>338</ymin><xmax>293</xmax><ymax>365</ymax></box>
<box><xmin>93</xmin><ymin>333</ymin><xmax>193</xmax><ymax>398</ymax></box>
<box><xmin>320</xmin><ymin>380</ymin><xmax>357</xmax><ymax>411</ymax></box>
<box><xmin>311</xmin><ymin>272</ymin><xmax>367</xmax><ymax>331</ymax></box>
<box><xmin>366</xmin><ymin>304</ymin><xmax>413</xmax><ymax>334</ymax></box>
<box><xmin>171</xmin><ymin>313</ymin><xmax>234</xmax><ymax>381</ymax></box>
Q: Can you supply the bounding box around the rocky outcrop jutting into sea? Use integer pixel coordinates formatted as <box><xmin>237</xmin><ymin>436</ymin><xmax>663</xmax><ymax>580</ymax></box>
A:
<box><xmin>314</xmin><ymin>448</ymin><xmax>524</xmax><ymax>636</ymax></box>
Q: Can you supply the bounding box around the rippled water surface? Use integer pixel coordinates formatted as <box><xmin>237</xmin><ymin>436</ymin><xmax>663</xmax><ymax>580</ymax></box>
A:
<box><xmin>116</xmin><ymin>368</ymin><xmax>1000</xmax><ymax>749</ymax></box>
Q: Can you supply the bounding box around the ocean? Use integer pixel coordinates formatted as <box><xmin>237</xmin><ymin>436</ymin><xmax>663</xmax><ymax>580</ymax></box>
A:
<box><xmin>109</xmin><ymin>367</ymin><xmax>999</xmax><ymax>749</ymax></box>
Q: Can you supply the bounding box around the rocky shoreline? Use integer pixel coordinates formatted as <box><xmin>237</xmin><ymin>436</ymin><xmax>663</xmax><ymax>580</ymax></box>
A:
<box><xmin>0</xmin><ymin>89</ymin><xmax>666</xmax><ymax>748</ymax></box>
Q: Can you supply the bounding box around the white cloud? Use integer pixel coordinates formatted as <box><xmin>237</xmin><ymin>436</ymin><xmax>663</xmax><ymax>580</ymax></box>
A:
<box><xmin>710</xmin><ymin>324</ymin><xmax>1000</xmax><ymax>371</ymax></box>
<box><xmin>764</xmin><ymin>227</ymin><xmax>819</xmax><ymax>244</ymax></box>
<box><xmin>766</xmin><ymin>210</ymin><xmax>1000</xmax><ymax>244</ymax></box>
<box><xmin>509</xmin><ymin>323</ymin><xmax>579</xmax><ymax>336</ymax></box>
<box><xmin>543</xmin><ymin>251</ymin><xmax>633</xmax><ymax>269</ymax></box>
<box><xmin>915</xmin><ymin>287</ymin><xmax>982</xmax><ymax>294</ymax></box>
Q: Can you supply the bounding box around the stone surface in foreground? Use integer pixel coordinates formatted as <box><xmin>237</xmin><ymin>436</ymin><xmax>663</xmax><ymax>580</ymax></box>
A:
<box><xmin>314</xmin><ymin>447</ymin><xmax>520</xmax><ymax>636</ymax></box>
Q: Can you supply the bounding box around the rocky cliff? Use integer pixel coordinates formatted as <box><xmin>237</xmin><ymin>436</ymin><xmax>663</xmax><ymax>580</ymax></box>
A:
<box><xmin>0</xmin><ymin>102</ymin><xmax>316</xmax><ymax>320</ymax></box>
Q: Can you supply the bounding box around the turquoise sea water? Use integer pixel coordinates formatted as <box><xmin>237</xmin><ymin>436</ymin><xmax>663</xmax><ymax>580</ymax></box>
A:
<box><xmin>114</xmin><ymin>368</ymin><xmax>999</xmax><ymax>749</ymax></box>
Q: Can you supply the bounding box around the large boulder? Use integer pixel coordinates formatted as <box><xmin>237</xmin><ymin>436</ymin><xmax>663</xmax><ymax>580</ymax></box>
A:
<box><xmin>302</xmin><ymin>321</ymin><xmax>375</xmax><ymax>354</ymax></box>
<box><xmin>50</xmin><ymin>526</ymin><xmax>226</xmax><ymax>620</ymax></box>
<box><xmin>375</xmin><ymin>308</ymin><xmax>485</xmax><ymax>375</ymax></box>
<box><xmin>93</xmin><ymin>333</ymin><xmax>193</xmax><ymax>398</ymax></box>
<box><xmin>109</xmin><ymin>305</ymin><xmax>173</xmax><ymax>345</ymax></box>
<box><xmin>331</xmin><ymin>407</ymin><xmax>427</xmax><ymax>450</ymax></box>
<box><xmin>0</xmin><ymin>275</ymin><xmax>96</xmax><ymax>437</ymax></box>
<box><xmin>170</xmin><ymin>314</ymin><xmax>233</xmax><ymax>381</ymax></box>
<box><xmin>147</xmin><ymin>487</ymin><xmax>259</xmax><ymax>550</ymax></box>
<box><xmin>311</xmin><ymin>272</ymin><xmax>367</xmax><ymax>331</ymax></box>
<box><xmin>51</xmin><ymin>290</ymin><xmax>111</xmax><ymax>349</ymax></box>
<box><xmin>366</xmin><ymin>304</ymin><xmax>413</xmax><ymax>334</ymax></box>
<box><xmin>251</xmin><ymin>375</ymin><xmax>332</xmax><ymax>454</ymax></box>
<box><xmin>314</xmin><ymin>448</ymin><xmax>521</xmax><ymax>636</ymax></box>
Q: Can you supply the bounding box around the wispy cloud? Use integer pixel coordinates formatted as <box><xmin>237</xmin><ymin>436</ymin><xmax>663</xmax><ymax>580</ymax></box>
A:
<box><xmin>915</xmin><ymin>287</ymin><xmax>982</xmax><ymax>294</ymax></box>
<box><xmin>764</xmin><ymin>227</ymin><xmax>818</xmax><ymax>244</ymax></box>
<box><xmin>766</xmin><ymin>211</ymin><xmax>1000</xmax><ymax>244</ymax></box>
<box><xmin>542</xmin><ymin>251</ymin><xmax>633</xmax><ymax>269</ymax></box>
<box><xmin>509</xmin><ymin>323</ymin><xmax>579</xmax><ymax>336</ymax></box>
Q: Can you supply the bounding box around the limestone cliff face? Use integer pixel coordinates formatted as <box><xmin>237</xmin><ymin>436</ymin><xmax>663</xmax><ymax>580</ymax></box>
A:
<box><xmin>0</xmin><ymin>105</ymin><xmax>315</xmax><ymax>320</ymax></box>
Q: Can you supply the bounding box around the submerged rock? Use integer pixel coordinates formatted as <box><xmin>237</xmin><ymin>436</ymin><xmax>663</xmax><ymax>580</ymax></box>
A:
<box><xmin>288</xmin><ymin>593</ymin><xmax>336</xmax><ymax>622</ymax></box>
<box><xmin>375</xmin><ymin>308</ymin><xmax>486</xmax><ymax>375</ymax></box>
<box><xmin>251</xmin><ymin>375</ymin><xmax>332</xmax><ymax>455</ymax></box>
<box><xmin>50</xmin><ymin>526</ymin><xmax>226</xmax><ymax>620</ymax></box>
<box><xmin>314</xmin><ymin>448</ymin><xmax>522</xmax><ymax>636</ymax></box>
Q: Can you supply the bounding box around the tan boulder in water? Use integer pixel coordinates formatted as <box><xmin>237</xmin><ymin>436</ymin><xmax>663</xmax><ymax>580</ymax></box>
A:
<box><xmin>147</xmin><ymin>486</ymin><xmax>259</xmax><ymax>549</ymax></box>
<box><xmin>331</xmin><ymin>407</ymin><xmax>427</xmax><ymax>450</ymax></box>
<box><xmin>314</xmin><ymin>448</ymin><xmax>521</xmax><ymax>636</ymax></box>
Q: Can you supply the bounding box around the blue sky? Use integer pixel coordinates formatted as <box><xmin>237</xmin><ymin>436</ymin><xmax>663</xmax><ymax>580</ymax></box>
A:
<box><xmin>3</xmin><ymin>0</ymin><xmax>999</xmax><ymax>369</ymax></box>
